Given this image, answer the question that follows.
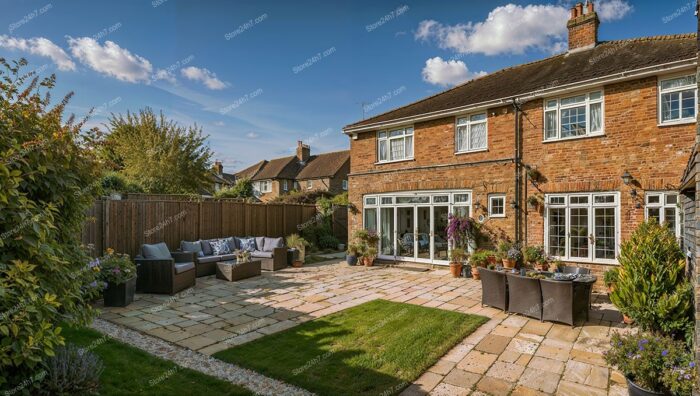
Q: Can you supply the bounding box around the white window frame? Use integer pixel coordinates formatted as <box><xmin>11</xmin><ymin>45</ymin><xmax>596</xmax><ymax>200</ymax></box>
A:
<box><xmin>645</xmin><ymin>191</ymin><xmax>681</xmax><ymax>238</ymax></box>
<box><xmin>377</xmin><ymin>126</ymin><xmax>414</xmax><ymax>163</ymax></box>
<box><xmin>544</xmin><ymin>192</ymin><xmax>620</xmax><ymax>264</ymax></box>
<box><xmin>455</xmin><ymin>113</ymin><xmax>487</xmax><ymax>153</ymax></box>
<box><xmin>306</xmin><ymin>180</ymin><xmax>313</xmax><ymax>190</ymax></box>
<box><xmin>488</xmin><ymin>195</ymin><xmax>506</xmax><ymax>218</ymax></box>
<box><xmin>282</xmin><ymin>180</ymin><xmax>288</xmax><ymax>191</ymax></box>
<box><xmin>658</xmin><ymin>74</ymin><xmax>697</xmax><ymax>125</ymax></box>
<box><xmin>258</xmin><ymin>180</ymin><xmax>271</xmax><ymax>193</ymax></box>
<box><xmin>342</xmin><ymin>180</ymin><xmax>348</xmax><ymax>190</ymax></box>
<box><xmin>543</xmin><ymin>89</ymin><xmax>604</xmax><ymax>142</ymax></box>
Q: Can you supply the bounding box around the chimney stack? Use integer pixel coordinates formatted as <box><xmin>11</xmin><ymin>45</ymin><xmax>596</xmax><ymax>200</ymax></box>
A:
<box><xmin>296</xmin><ymin>141</ymin><xmax>310</xmax><ymax>164</ymax></box>
<box><xmin>567</xmin><ymin>1</ymin><xmax>599</xmax><ymax>52</ymax></box>
<box><xmin>213</xmin><ymin>160</ymin><xmax>223</xmax><ymax>175</ymax></box>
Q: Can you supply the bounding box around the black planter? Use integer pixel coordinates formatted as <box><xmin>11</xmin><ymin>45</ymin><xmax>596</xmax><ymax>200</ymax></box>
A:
<box><xmin>346</xmin><ymin>255</ymin><xmax>358</xmax><ymax>266</ymax></box>
<box><xmin>103</xmin><ymin>277</ymin><xmax>136</xmax><ymax>307</ymax></box>
<box><xmin>462</xmin><ymin>264</ymin><xmax>472</xmax><ymax>278</ymax></box>
<box><xmin>625</xmin><ymin>377</ymin><xmax>667</xmax><ymax>396</ymax></box>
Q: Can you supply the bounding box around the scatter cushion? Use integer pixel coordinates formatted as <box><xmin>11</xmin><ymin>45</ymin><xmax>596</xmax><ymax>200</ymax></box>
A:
<box><xmin>211</xmin><ymin>239</ymin><xmax>232</xmax><ymax>255</ymax></box>
<box><xmin>200</xmin><ymin>239</ymin><xmax>216</xmax><ymax>256</ymax></box>
<box><xmin>251</xmin><ymin>250</ymin><xmax>273</xmax><ymax>259</ymax></box>
<box><xmin>142</xmin><ymin>243</ymin><xmax>172</xmax><ymax>260</ymax></box>
<box><xmin>174</xmin><ymin>262</ymin><xmax>195</xmax><ymax>274</ymax></box>
<box><xmin>263</xmin><ymin>237</ymin><xmax>284</xmax><ymax>252</ymax></box>
<box><xmin>239</xmin><ymin>238</ymin><xmax>256</xmax><ymax>252</ymax></box>
<box><xmin>255</xmin><ymin>237</ymin><xmax>266</xmax><ymax>251</ymax></box>
<box><xmin>181</xmin><ymin>240</ymin><xmax>204</xmax><ymax>257</ymax></box>
<box><xmin>226</xmin><ymin>237</ymin><xmax>240</xmax><ymax>251</ymax></box>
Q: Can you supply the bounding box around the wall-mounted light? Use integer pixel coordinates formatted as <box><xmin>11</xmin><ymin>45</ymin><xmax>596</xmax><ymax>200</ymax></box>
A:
<box><xmin>510</xmin><ymin>200</ymin><xmax>518</xmax><ymax>209</ymax></box>
<box><xmin>474</xmin><ymin>201</ymin><xmax>481</xmax><ymax>210</ymax></box>
<box><xmin>621</xmin><ymin>170</ymin><xmax>633</xmax><ymax>185</ymax></box>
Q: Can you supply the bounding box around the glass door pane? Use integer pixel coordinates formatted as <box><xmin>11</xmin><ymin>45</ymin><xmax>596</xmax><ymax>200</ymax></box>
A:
<box><xmin>548</xmin><ymin>208</ymin><xmax>566</xmax><ymax>256</ymax></box>
<box><xmin>569</xmin><ymin>208</ymin><xmax>589</xmax><ymax>259</ymax></box>
<box><xmin>416</xmin><ymin>206</ymin><xmax>430</xmax><ymax>260</ymax></box>
<box><xmin>379</xmin><ymin>208</ymin><xmax>394</xmax><ymax>256</ymax></box>
<box><xmin>364</xmin><ymin>208</ymin><xmax>377</xmax><ymax>232</ymax></box>
<box><xmin>396</xmin><ymin>207</ymin><xmax>414</xmax><ymax>259</ymax></box>
<box><xmin>594</xmin><ymin>207</ymin><xmax>615</xmax><ymax>260</ymax></box>
<box><xmin>433</xmin><ymin>206</ymin><xmax>449</xmax><ymax>261</ymax></box>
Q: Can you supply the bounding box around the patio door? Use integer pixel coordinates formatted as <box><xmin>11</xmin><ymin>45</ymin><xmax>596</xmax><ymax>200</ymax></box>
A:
<box><xmin>379</xmin><ymin>207</ymin><xmax>394</xmax><ymax>256</ymax></box>
<box><xmin>396</xmin><ymin>206</ymin><xmax>414</xmax><ymax>260</ymax></box>
<box><xmin>433</xmin><ymin>206</ymin><xmax>449</xmax><ymax>262</ymax></box>
<box><xmin>416</xmin><ymin>206</ymin><xmax>431</xmax><ymax>261</ymax></box>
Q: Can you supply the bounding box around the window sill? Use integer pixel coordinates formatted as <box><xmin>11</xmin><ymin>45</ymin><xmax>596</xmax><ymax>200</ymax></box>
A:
<box><xmin>374</xmin><ymin>158</ymin><xmax>415</xmax><ymax>165</ymax></box>
<box><xmin>658</xmin><ymin>119</ymin><xmax>696</xmax><ymax>127</ymax></box>
<box><xmin>489</xmin><ymin>214</ymin><xmax>506</xmax><ymax>218</ymax></box>
<box><xmin>455</xmin><ymin>148</ymin><xmax>488</xmax><ymax>155</ymax></box>
<box><xmin>548</xmin><ymin>256</ymin><xmax>619</xmax><ymax>266</ymax></box>
<box><xmin>542</xmin><ymin>133</ymin><xmax>605</xmax><ymax>144</ymax></box>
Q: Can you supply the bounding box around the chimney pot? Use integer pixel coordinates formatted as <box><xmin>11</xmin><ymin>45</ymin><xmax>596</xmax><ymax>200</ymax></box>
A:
<box><xmin>213</xmin><ymin>160</ymin><xmax>223</xmax><ymax>175</ymax></box>
<box><xmin>586</xmin><ymin>1</ymin><xmax>594</xmax><ymax>13</ymax></box>
<box><xmin>575</xmin><ymin>2</ymin><xmax>584</xmax><ymax>15</ymax></box>
<box><xmin>567</xmin><ymin>1</ymin><xmax>599</xmax><ymax>52</ymax></box>
<box><xmin>570</xmin><ymin>7</ymin><xmax>578</xmax><ymax>19</ymax></box>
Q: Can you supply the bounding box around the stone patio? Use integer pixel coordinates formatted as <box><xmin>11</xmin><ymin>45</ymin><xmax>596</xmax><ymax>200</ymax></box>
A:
<box><xmin>99</xmin><ymin>260</ymin><xmax>632</xmax><ymax>395</ymax></box>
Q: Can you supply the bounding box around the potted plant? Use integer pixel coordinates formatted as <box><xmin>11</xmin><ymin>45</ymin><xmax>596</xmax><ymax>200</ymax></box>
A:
<box><xmin>449</xmin><ymin>247</ymin><xmax>468</xmax><ymax>278</ymax></box>
<box><xmin>604</xmin><ymin>267</ymin><xmax>619</xmax><ymax>294</ymax></box>
<box><xmin>496</xmin><ymin>241</ymin><xmax>510</xmax><ymax>264</ymax></box>
<box><xmin>469</xmin><ymin>250</ymin><xmax>490</xmax><ymax>280</ymax></box>
<box><xmin>236</xmin><ymin>249</ymin><xmax>251</xmax><ymax>263</ymax></box>
<box><xmin>346</xmin><ymin>243</ymin><xmax>360</xmax><ymax>266</ymax></box>
<box><xmin>550</xmin><ymin>259</ymin><xmax>564</xmax><ymax>273</ymax></box>
<box><xmin>98</xmin><ymin>248</ymin><xmax>136</xmax><ymax>307</ymax></box>
<box><xmin>526</xmin><ymin>195</ymin><xmax>540</xmax><ymax>209</ymax></box>
<box><xmin>523</xmin><ymin>245</ymin><xmax>545</xmax><ymax>268</ymax></box>
<box><xmin>535</xmin><ymin>256</ymin><xmax>549</xmax><ymax>272</ymax></box>
<box><xmin>503</xmin><ymin>244</ymin><xmax>521</xmax><ymax>269</ymax></box>
<box><xmin>286</xmin><ymin>234</ymin><xmax>309</xmax><ymax>267</ymax></box>
<box><xmin>363</xmin><ymin>246</ymin><xmax>378</xmax><ymax>267</ymax></box>
<box><xmin>605</xmin><ymin>331</ymin><xmax>696</xmax><ymax>396</ymax></box>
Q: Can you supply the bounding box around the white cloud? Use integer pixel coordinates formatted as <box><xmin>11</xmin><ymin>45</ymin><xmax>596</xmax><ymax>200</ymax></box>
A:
<box><xmin>596</xmin><ymin>0</ymin><xmax>633</xmax><ymax>22</ymax></box>
<box><xmin>246</xmin><ymin>132</ymin><xmax>259</xmax><ymax>139</ymax></box>
<box><xmin>415</xmin><ymin>4</ymin><xmax>569</xmax><ymax>55</ymax></box>
<box><xmin>152</xmin><ymin>69</ymin><xmax>176</xmax><ymax>84</ymax></box>
<box><xmin>421</xmin><ymin>57</ymin><xmax>486</xmax><ymax>87</ymax></box>
<box><xmin>0</xmin><ymin>35</ymin><xmax>75</xmax><ymax>71</ymax></box>
<box><xmin>181</xmin><ymin>66</ymin><xmax>227</xmax><ymax>90</ymax></box>
<box><xmin>67</xmin><ymin>37</ymin><xmax>153</xmax><ymax>83</ymax></box>
<box><xmin>214</xmin><ymin>121</ymin><xmax>225</xmax><ymax>127</ymax></box>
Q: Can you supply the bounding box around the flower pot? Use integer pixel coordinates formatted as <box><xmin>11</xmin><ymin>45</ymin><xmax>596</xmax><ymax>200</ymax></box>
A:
<box><xmin>346</xmin><ymin>255</ymin><xmax>358</xmax><ymax>266</ymax></box>
<box><xmin>502</xmin><ymin>259</ymin><xmax>516</xmax><ymax>269</ymax></box>
<box><xmin>487</xmin><ymin>256</ymin><xmax>497</xmax><ymax>265</ymax></box>
<box><xmin>292</xmin><ymin>260</ymin><xmax>303</xmax><ymax>268</ymax></box>
<box><xmin>534</xmin><ymin>263</ymin><xmax>547</xmax><ymax>271</ymax></box>
<box><xmin>449</xmin><ymin>263</ymin><xmax>463</xmax><ymax>278</ymax></box>
<box><xmin>625</xmin><ymin>377</ymin><xmax>667</xmax><ymax>396</ymax></box>
<box><xmin>364</xmin><ymin>257</ymin><xmax>374</xmax><ymax>267</ymax></box>
<box><xmin>607</xmin><ymin>284</ymin><xmax>615</xmax><ymax>294</ymax></box>
<box><xmin>623</xmin><ymin>314</ymin><xmax>634</xmax><ymax>325</ymax></box>
<box><xmin>471</xmin><ymin>266</ymin><xmax>481</xmax><ymax>280</ymax></box>
<box><xmin>462</xmin><ymin>265</ymin><xmax>472</xmax><ymax>278</ymax></box>
<box><xmin>103</xmin><ymin>277</ymin><xmax>136</xmax><ymax>307</ymax></box>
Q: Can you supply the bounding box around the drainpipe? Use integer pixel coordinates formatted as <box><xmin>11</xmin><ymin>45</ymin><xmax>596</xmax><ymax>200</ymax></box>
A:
<box><xmin>512</xmin><ymin>99</ymin><xmax>522</xmax><ymax>246</ymax></box>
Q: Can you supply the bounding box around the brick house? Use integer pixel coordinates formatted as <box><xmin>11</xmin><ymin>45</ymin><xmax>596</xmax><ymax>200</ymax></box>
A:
<box><xmin>210</xmin><ymin>160</ymin><xmax>236</xmax><ymax>194</ymax></box>
<box><xmin>343</xmin><ymin>1</ymin><xmax>698</xmax><ymax>280</ymax></box>
<box><xmin>236</xmin><ymin>141</ymin><xmax>350</xmax><ymax>202</ymax></box>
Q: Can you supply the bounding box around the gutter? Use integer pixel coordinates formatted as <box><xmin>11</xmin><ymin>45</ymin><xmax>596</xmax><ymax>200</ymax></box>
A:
<box><xmin>348</xmin><ymin>157</ymin><xmax>514</xmax><ymax>177</ymax></box>
<box><xmin>343</xmin><ymin>58</ymin><xmax>697</xmax><ymax>134</ymax></box>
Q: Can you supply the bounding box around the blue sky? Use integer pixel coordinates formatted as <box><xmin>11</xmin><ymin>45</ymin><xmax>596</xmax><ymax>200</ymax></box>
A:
<box><xmin>0</xmin><ymin>0</ymin><xmax>696</xmax><ymax>172</ymax></box>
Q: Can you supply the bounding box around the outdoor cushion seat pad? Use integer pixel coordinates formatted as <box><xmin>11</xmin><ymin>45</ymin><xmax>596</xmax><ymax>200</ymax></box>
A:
<box><xmin>197</xmin><ymin>255</ymin><xmax>222</xmax><ymax>264</ymax></box>
<box><xmin>219</xmin><ymin>254</ymin><xmax>236</xmax><ymax>261</ymax></box>
<box><xmin>174</xmin><ymin>262</ymin><xmax>195</xmax><ymax>274</ymax></box>
<box><xmin>251</xmin><ymin>250</ymin><xmax>273</xmax><ymax>259</ymax></box>
<box><xmin>142</xmin><ymin>242</ymin><xmax>173</xmax><ymax>260</ymax></box>
<box><xmin>181</xmin><ymin>240</ymin><xmax>204</xmax><ymax>257</ymax></box>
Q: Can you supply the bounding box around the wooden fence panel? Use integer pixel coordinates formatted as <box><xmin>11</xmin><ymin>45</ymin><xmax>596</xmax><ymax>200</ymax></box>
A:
<box><xmin>265</xmin><ymin>204</ymin><xmax>285</xmax><ymax>237</ymax></box>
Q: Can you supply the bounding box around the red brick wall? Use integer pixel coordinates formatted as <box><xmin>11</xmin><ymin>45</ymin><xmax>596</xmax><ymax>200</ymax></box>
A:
<box><xmin>348</xmin><ymin>74</ymin><xmax>696</xmax><ymax>285</ymax></box>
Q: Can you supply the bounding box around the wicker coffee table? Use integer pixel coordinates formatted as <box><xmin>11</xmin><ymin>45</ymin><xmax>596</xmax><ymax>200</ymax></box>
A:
<box><xmin>216</xmin><ymin>260</ymin><xmax>261</xmax><ymax>281</ymax></box>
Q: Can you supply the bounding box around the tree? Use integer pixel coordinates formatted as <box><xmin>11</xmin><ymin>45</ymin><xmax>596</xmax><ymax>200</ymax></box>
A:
<box><xmin>100</xmin><ymin>108</ymin><xmax>213</xmax><ymax>194</ymax></box>
<box><xmin>0</xmin><ymin>58</ymin><xmax>101</xmax><ymax>390</ymax></box>
<box><xmin>213</xmin><ymin>178</ymin><xmax>254</xmax><ymax>199</ymax></box>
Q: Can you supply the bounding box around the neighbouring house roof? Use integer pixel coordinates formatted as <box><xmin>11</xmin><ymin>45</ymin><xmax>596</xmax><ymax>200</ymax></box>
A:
<box><xmin>235</xmin><ymin>160</ymin><xmax>267</xmax><ymax>180</ymax></box>
<box><xmin>296</xmin><ymin>150</ymin><xmax>350</xmax><ymax>180</ymax></box>
<box><xmin>344</xmin><ymin>34</ymin><xmax>697</xmax><ymax>131</ymax></box>
<box><xmin>250</xmin><ymin>156</ymin><xmax>303</xmax><ymax>181</ymax></box>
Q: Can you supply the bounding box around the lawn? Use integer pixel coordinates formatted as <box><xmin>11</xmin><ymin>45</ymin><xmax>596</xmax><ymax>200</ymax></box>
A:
<box><xmin>214</xmin><ymin>299</ymin><xmax>487</xmax><ymax>396</ymax></box>
<box><xmin>62</xmin><ymin>326</ymin><xmax>252</xmax><ymax>396</ymax></box>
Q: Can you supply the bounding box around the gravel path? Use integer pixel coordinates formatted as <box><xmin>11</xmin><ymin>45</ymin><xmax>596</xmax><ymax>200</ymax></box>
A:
<box><xmin>91</xmin><ymin>318</ymin><xmax>314</xmax><ymax>396</ymax></box>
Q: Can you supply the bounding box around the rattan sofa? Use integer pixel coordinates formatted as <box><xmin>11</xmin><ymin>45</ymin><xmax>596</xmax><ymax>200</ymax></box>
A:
<box><xmin>180</xmin><ymin>237</ymin><xmax>288</xmax><ymax>276</ymax></box>
<box><xmin>134</xmin><ymin>242</ymin><xmax>196</xmax><ymax>295</ymax></box>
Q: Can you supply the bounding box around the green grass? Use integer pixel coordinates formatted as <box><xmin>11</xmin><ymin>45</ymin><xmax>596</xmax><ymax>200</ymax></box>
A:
<box><xmin>214</xmin><ymin>299</ymin><xmax>488</xmax><ymax>396</ymax></box>
<box><xmin>62</xmin><ymin>326</ymin><xmax>252</xmax><ymax>396</ymax></box>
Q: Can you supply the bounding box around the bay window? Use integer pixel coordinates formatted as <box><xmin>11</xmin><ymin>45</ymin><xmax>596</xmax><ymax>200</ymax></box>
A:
<box><xmin>659</xmin><ymin>75</ymin><xmax>696</xmax><ymax>124</ymax></box>
<box><xmin>544</xmin><ymin>90</ymin><xmax>603</xmax><ymax>141</ymax></box>
<box><xmin>455</xmin><ymin>113</ymin><xmax>487</xmax><ymax>153</ymax></box>
<box><xmin>544</xmin><ymin>193</ymin><xmax>619</xmax><ymax>263</ymax></box>
<box><xmin>645</xmin><ymin>192</ymin><xmax>680</xmax><ymax>238</ymax></box>
<box><xmin>378</xmin><ymin>126</ymin><xmax>413</xmax><ymax>162</ymax></box>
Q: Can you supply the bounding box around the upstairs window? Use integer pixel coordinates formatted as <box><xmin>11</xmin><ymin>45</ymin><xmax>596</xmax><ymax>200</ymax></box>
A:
<box><xmin>455</xmin><ymin>113</ymin><xmax>487</xmax><ymax>153</ymax></box>
<box><xmin>378</xmin><ymin>127</ymin><xmax>413</xmax><ymax>162</ymax></box>
<box><xmin>488</xmin><ymin>195</ymin><xmax>505</xmax><ymax>218</ymax></box>
<box><xmin>306</xmin><ymin>180</ymin><xmax>313</xmax><ymax>190</ymax></box>
<box><xmin>342</xmin><ymin>180</ymin><xmax>348</xmax><ymax>190</ymax></box>
<box><xmin>544</xmin><ymin>90</ymin><xmax>603</xmax><ymax>141</ymax></box>
<box><xmin>258</xmin><ymin>180</ymin><xmax>271</xmax><ymax>193</ymax></box>
<box><xmin>282</xmin><ymin>180</ymin><xmax>288</xmax><ymax>191</ymax></box>
<box><xmin>659</xmin><ymin>75</ymin><xmax>696</xmax><ymax>124</ymax></box>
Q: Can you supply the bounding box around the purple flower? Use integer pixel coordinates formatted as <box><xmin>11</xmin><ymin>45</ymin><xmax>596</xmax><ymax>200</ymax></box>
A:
<box><xmin>89</xmin><ymin>281</ymin><xmax>97</xmax><ymax>288</ymax></box>
<box><xmin>690</xmin><ymin>362</ymin><xmax>696</xmax><ymax>368</ymax></box>
<box><xmin>662</xmin><ymin>350</ymin><xmax>668</xmax><ymax>357</ymax></box>
<box><xmin>684</xmin><ymin>374</ymin><xmax>691</xmax><ymax>380</ymax></box>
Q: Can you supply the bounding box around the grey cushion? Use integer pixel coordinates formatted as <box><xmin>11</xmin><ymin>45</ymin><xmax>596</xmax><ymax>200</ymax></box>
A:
<box><xmin>174</xmin><ymin>261</ymin><xmax>195</xmax><ymax>274</ymax></box>
<box><xmin>219</xmin><ymin>254</ymin><xmax>237</xmax><ymax>261</ymax></box>
<box><xmin>239</xmin><ymin>238</ymin><xmax>256</xmax><ymax>252</ymax></box>
<box><xmin>263</xmin><ymin>237</ymin><xmax>284</xmax><ymax>252</ymax></box>
<box><xmin>142</xmin><ymin>243</ymin><xmax>172</xmax><ymax>260</ymax></box>
<box><xmin>181</xmin><ymin>240</ymin><xmax>204</xmax><ymax>257</ymax></box>
<box><xmin>196</xmin><ymin>255</ymin><xmax>222</xmax><ymax>264</ymax></box>
<box><xmin>228</xmin><ymin>237</ymin><xmax>240</xmax><ymax>251</ymax></box>
<box><xmin>251</xmin><ymin>250</ymin><xmax>273</xmax><ymax>259</ymax></box>
<box><xmin>255</xmin><ymin>237</ymin><xmax>265</xmax><ymax>251</ymax></box>
<box><xmin>200</xmin><ymin>239</ymin><xmax>216</xmax><ymax>256</ymax></box>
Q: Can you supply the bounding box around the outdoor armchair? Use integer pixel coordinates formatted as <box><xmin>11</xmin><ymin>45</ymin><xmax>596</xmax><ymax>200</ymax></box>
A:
<box><xmin>135</xmin><ymin>242</ymin><xmax>196</xmax><ymax>295</ymax></box>
<box><xmin>479</xmin><ymin>268</ymin><xmax>508</xmax><ymax>311</ymax></box>
<box><xmin>505</xmin><ymin>273</ymin><xmax>543</xmax><ymax>320</ymax></box>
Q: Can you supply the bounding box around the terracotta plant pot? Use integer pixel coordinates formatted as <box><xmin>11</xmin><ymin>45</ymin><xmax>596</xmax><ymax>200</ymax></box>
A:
<box><xmin>292</xmin><ymin>260</ymin><xmax>303</xmax><ymax>268</ymax></box>
<box><xmin>535</xmin><ymin>263</ymin><xmax>547</xmax><ymax>271</ymax></box>
<box><xmin>487</xmin><ymin>256</ymin><xmax>497</xmax><ymax>265</ymax></box>
<box><xmin>502</xmin><ymin>259</ymin><xmax>516</xmax><ymax>269</ymax></box>
<box><xmin>471</xmin><ymin>266</ymin><xmax>481</xmax><ymax>280</ymax></box>
<box><xmin>623</xmin><ymin>314</ymin><xmax>634</xmax><ymax>325</ymax></box>
<box><xmin>364</xmin><ymin>257</ymin><xmax>374</xmax><ymax>267</ymax></box>
<box><xmin>450</xmin><ymin>263</ymin><xmax>463</xmax><ymax>278</ymax></box>
<box><xmin>607</xmin><ymin>284</ymin><xmax>616</xmax><ymax>294</ymax></box>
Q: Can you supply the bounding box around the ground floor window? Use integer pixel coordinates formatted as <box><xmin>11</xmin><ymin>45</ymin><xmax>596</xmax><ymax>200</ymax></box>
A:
<box><xmin>645</xmin><ymin>192</ymin><xmax>680</xmax><ymax>238</ymax></box>
<box><xmin>544</xmin><ymin>192</ymin><xmax>619</xmax><ymax>264</ymax></box>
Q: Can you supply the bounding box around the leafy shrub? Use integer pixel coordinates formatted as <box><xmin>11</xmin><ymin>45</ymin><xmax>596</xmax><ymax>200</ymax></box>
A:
<box><xmin>100</xmin><ymin>172</ymin><xmax>143</xmax><ymax>195</ymax></box>
<box><xmin>0</xmin><ymin>59</ymin><xmax>101</xmax><ymax>390</ymax></box>
<box><xmin>96</xmin><ymin>249</ymin><xmax>136</xmax><ymax>285</ymax></box>
<box><xmin>317</xmin><ymin>234</ymin><xmax>340</xmax><ymax>250</ymax></box>
<box><xmin>604</xmin><ymin>267</ymin><xmax>619</xmax><ymax>287</ymax></box>
<box><xmin>39</xmin><ymin>343</ymin><xmax>103</xmax><ymax>395</ymax></box>
<box><xmin>523</xmin><ymin>245</ymin><xmax>545</xmax><ymax>264</ymax></box>
<box><xmin>610</xmin><ymin>221</ymin><xmax>693</xmax><ymax>340</ymax></box>
<box><xmin>469</xmin><ymin>250</ymin><xmax>491</xmax><ymax>267</ymax></box>
<box><xmin>605</xmin><ymin>332</ymin><xmax>696</xmax><ymax>395</ymax></box>
<box><xmin>213</xmin><ymin>178</ymin><xmax>253</xmax><ymax>199</ymax></box>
